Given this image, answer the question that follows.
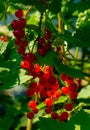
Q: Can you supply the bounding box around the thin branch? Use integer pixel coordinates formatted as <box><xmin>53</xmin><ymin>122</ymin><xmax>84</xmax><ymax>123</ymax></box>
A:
<box><xmin>26</xmin><ymin>119</ymin><xmax>32</xmax><ymax>130</ymax></box>
<box><xmin>25</xmin><ymin>6</ymin><xmax>32</xmax><ymax>18</ymax></box>
<box><xmin>38</xmin><ymin>11</ymin><xmax>44</xmax><ymax>37</ymax></box>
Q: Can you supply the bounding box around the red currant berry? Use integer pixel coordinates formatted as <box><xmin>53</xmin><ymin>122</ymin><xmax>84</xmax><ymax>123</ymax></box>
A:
<box><xmin>33</xmin><ymin>108</ymin><xmax>39</xmax><ymax>114</ymax></box>
<box><xmin>27</xmin><ymin>112</ymin><xmax>34</xmax><ymax>119</ymax></box>
<box><xmin>59</xmin><ymin>111</ymin><xmax>69</xmax><ymax>122</ymax></box>
<box><xmin>26</xmin><ymin>89</ymin><xmax>35</xmax><ymax>97</ymax></box>
<box><xmin>61</xmin><ymin>86</ymin><xmax>70</xmax><ymax>95</ymax></box>
<box><xmin>48</xmin><ymin>76</ymin><xmax>56</xmax><ymax>85</ymax></box>
<box><xmin>11</xmin><ymin>20</ymin><xmax>20</xmax><ymax>30</ymax></box>
<box><xmin>45</xmin><ymin>107</ymin><xmax>52</xmax><ymax>114</ymax></box>
<box><xmin>44</xmin><ymin>43</ymin><xmax>51</xmax><ymax>51</ymax></box>
<box><xmin>17</xmin><ymin>46</ymin><xmax>25</xmax><ymax>54</ymax></box>
<box><xmin>38</xmin><ymin>47</ymin><xmax>46</xmax><ymax>56</ymax></box>
<box><xmin>28</xmin><ymin>100</ymin><xmax>37</xmax><ymax>110</ymax></box>
<box><xmin>69</xmin><ymin>82</ymin><xmax>78</xmax><ymax>92</ymax></box>
<box><xmin>0</xmin><ymin>36</ymin><xmax>8</xmax><ymax>42</ymax></box>
<box><xmin>15</xmin><ymin>38</ymin><xmax>23</xmax><ymax>45</ymax></box>
<box><xmin>38</xmin><ymin>37</ymin><xmax>45</xmax><ymax>46</ymax></box>
<box><xmin>13</xmin><ymin>29</ymin><xmax>25</xmax><ymax>38</ymax></box>
<box><xmin>60</xmin><ymin>73</ymin><xmax>68</xmax><ymax>81</ymax></box>
<box><xmin>70</xmin><ymin>91</ymin><xmax>78</xmax><ymax>99</ymax></box>
<box><xmin>18</xmin><ymin>18</ymin><xmax>26</xmax><ymax>28</ymax></box>
<box><xmin>20</xmin><ymin>60</ymin><xmax>30</xmax><ymax>69</ymax></box>
<box><xmin>15</xmin><ymin>9</ymin><xmax>24</xmax><ymax>18</ymax></box>
<box><xmin>51</xmin><ymin>112</ymin><xmax>58</xmax><ymax>119</ymax></box>
<box><xmin>45</xmin><ymin>98</ymin><xmax>53</xmax><ymax>107</ymax></box>
<box><xmin>65</xmin><ymin>103</ymin><xmax>73</xmax><ymax>111</ymax></box>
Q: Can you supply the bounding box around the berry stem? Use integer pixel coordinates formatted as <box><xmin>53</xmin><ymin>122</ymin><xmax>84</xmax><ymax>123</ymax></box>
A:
<box><xmin>26</xmin><ymin>119</ymin><xmax>32</xmax><ymax>130</ymax></box>
<box><xmin>38</xmin><ymin>11</ymin><xmax>44</xmax><ymax>37</ymax></box>
<box><xmin>25</xmin><ymin>6</ymin><xmax>32</xmax><ymax>18</ymax></box>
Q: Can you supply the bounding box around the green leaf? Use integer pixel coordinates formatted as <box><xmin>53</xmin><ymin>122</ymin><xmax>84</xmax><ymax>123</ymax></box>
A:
<box><xmin>54</xmin><ymin>59</ymin><xmax>84</xmax><ymax>78</ymax></box>
<box><xmin>0</xmin><ymin>116</ymin><xmax>14</xmax><ymax>130</ymax></box>
<box><xmin>39</xmin><ymin>117</ymin><xmax>75</xmax><ymax>130</ymax></box>
<box><xmin>78</xmin><ymin>85</ymin><xmax>90</xmax><ymax>98</ymax></box>
<box><xmin>19</xmin><ymin>69</ymin><xmax>32</xmax><ymax>84</ymax></box>
<box><xmin>74</xmin><ymin>24</ymin><xmax>90</xmax><ymax>47</ymax></box>
<box><xmin>49</xmin><ymin>0</ymin><xmax>61</xmax><ymax>14</ymax></box>
<box><xmin>0</xmin><ymin>1</ymin><xmax>5</xmax><ymax>13</ymax></box>
<box><xmin>70</xmin><ymin>109</ymin><xmax>90</xmax><ymax>130</ymax></box>
<box><xmin>35</xmin><ymin>50</ymin><xmax>57</xmax><ymax>66</ymax></box>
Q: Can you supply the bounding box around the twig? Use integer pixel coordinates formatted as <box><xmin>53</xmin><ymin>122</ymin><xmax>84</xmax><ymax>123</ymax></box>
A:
<box><xmin>25</xmin><ymin>6</ymin><xmax>32</xmax><ymax>18</ymax></box>
<box><xmin>38</xmin><ymin>11</ymin><xmax>44</xmax><ymax>37</ymax></box>
<box><xmin>26</xmin><ymin>119</ymin><xmax>32</xmax><ymax>130</ymax></box>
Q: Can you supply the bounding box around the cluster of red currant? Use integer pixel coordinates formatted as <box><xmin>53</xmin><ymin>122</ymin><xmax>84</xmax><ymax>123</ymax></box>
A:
<box><xmin>37</xmin><ymin>29</ymin><xmax>52</xmax><ymax>56</ymax></box>
<box><xmin>11</xmin><ymin>10</ymin><xmax>27</xmax><ymax>54</ymax></box>
<box><xmin>11</xmin><ymin>10</ymin><xmax>80</xmax><ymax>122</ymax></box>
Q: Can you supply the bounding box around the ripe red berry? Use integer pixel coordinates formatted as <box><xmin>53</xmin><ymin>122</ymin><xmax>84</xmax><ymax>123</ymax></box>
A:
<box><xmin>59</xmin><ymin>111</ymin><xmax>69</xmax><ymax>122</ymax></box>
<box><xmin>18</xmin><ymin>18</ymin><xmax>26</xmax><ymax>28</ymax></box>
<box><xmin>48</xmin><ymin>76</ymin><xmax>56</xmax><ymax>85</ymax></box>
<box><xmin>11</xmin><ymin>20</ymin><xmax>19</xmax><ymax>30</ymax></box>
<box><xmin>45</xmin><ymin>98</ymin><xmax>53</xmax><ymax>107</ymax></box>
<box><xmin>60</xmin><ymin>73</ymin><xmax>68</xmax><ymax>81</ymax></box>
<box><xmin>65</xmin><ymin>103</ymin><xmax>73</xmax><ymax>111</ymax></box>
<box><xmin>38</xmin><ymin>47</ymin><xmax>46</xmax><ymax>56</ymax></box>
<box><xmin>26</xmin><ymin>89</ymin><xmax>35</xmax><ymax>97</ymax></box>
<box><xmin>17</xmin><ymin>46</ymin><xmax>25</xmax><ymax>54</ymax></box>
<box><xmin>38</xmin><ymin>37</ymin><xmax>45</xmax><ymax>46</ymax></box>
<box><xmin>15</xmin><ymin>38</ymin><xmax>23</xmax><ymax>45</ymax></box>
<box><xmin>28</xmin><ymin>100</ymin><xmax>37</xmax><ymax>110</ymax></box>
<box><xmin>20</xmin><ymin>60</ymin><xmax>30</xmax><ymax>69</ymax></box>
<box><xmin>70</xmin><ymin>91</ymin><xmax>78</xmax><ymax>99</ymax></box>
<box><xmin>69</xmin><ymin>82</ymin><xmax>78</xmax><ymax>92</ymax></box>
<box><xmin>44</xmin><ymin>43</ymin><xmax>51</xmax><ymax>51</ymax></box>
<box><xmin>0</xmin><ymin>36</ymin><xmax>8</xmax><ymax>42</ymax></box>
<box><xmin>45</xmin><ymin>107</ymin><xmax>52</xmax><ymax>114</ymax></box>
<box><xmin>15</xmin><ymin>9</ymin><xmax>24</xmax><ymax>18</ymax></box>
<box><xmin>51</xmin><ymin>112</ymin><xmax>58</xmax><ymax>119</ymax></box>
<box><xmin>33</xmin><ymin>108</ymin><xmax>39</xmax><ymax>114</ymax></box>
<box><xmin>44</xmin><ymin>33</ymin><xmax>51</xmax><ymax>40</ymax></box>
<box><xmin>66</xmin><ymin>76</ymin><xmax>74</xmax><ymax>84</ymax></box>
<box><xmin>61</xmin><ymin>86</ymin><xmax>70</xmax><ymax>95</ymax></box>
<box><xmin>27</xmin><ymin>112</ymin><xmax>34</xmax><ymax>119</ymax></box>
<box><xmin>13</xmin><ymin>29</ymin><xmax>25</xmax><ymax>38</ymax></box>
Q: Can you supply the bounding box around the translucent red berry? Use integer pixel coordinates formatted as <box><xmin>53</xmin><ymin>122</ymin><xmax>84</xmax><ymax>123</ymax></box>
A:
<box><xmin>20</xmin><ymin>60</ymin><xmax>30</xmax><ymax>69</ymax></box>
<box><xmin>18</xmin><ymin>18</ymin><xmax>26</xmax><ymax>28</ymax></box>
<box><xmin>11</xmin><ymin>20</ymin><xmax>19</xmax><ymax>30</ymax></box>
<box><xmin>26</xmin><ymin>89</ymin><xmax>35</xmax><ymax>97</ymax></box>
<box><xmin>38</xmin><ymin>47</ymin><xmax>46</xmax><ymax>56</ymax></box>
<box><xmin>13</xmin><ymin>29</ymin><xmax>25</xmax><ymax>38</ymax></box>
<box><xmin>28</xmin><ymin>100</ymin><xmax>37</xmax><ymax>110</ymax></box>
<box><xmin>17</xmin><ymin>46</ymin><xmax>25</xmax><ymax>54</ymax></box>
<box><xmin>45</xmin><ymin>98</ymin><xmax>53</xmax><ymax>107</ymax></box>
<box><xmin>69</xmin><ymin>82</ymin><xmax>78</xmax><ymax>92</ymax></box>
<box><xmin>51</xmin><ymin>112</ymin><xmax>58</xmax><ymax>119</ymax></box>
<box><xmin>61</xmin><ymin>86</ymin><xmax>70</xmax><ymax>95</ymax></box>
<box><xmin>65</xmin><ymin>103</ymin><xmax>73</xmax><ymax>111</ymax></box>
<box><xmin>38</xmin><ymin>37</ymin><xmax>45</xmax><ymax>46</ymax></box>
<box><xmin>45</xmin><ymin>107</ymin><xmax>52</xmax><ymax>114</ymax></box>
<box><xmin>27</xmin><ymin>112</ymin><xmax>34</xmax><ymax>119</ymax></box>
<box><xmin>70</xmin><ymin>91</ymin><xmax>78</xmax><ymax>99</ymax></box>
<box><xmin>15</xmin><ymin>9</ymin><xmax>24</xmax><ymax>18</ymax></box>
<box><xmin>15</xmin><ymin>38</ymin><xmax>23</xmax><ymax>45</ymax></box>
<box><xmin>33</xmin><ymin>108</ymin><xmax>39</xmax><ymax>114</ymax></box>
<box><xmin>59</xmin><ymin>111</ymin><xmax>69</xmax><ymax>122</ymax></box>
